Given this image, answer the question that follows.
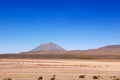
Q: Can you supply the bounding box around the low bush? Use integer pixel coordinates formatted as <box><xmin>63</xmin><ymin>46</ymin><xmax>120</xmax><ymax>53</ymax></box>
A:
<box><xmin>37</xmin><ymin>76</ymin><xmax>43</xmax><ymax>80</ymax></box>
<box><xmin>79</xmin><ymin>75</ymin><xmax>85</xmax><ymax>78</ymax></box>
<box><xmin>93</xmin><ymin>75</ymin><xmax>99</xmax><ymax>79</ymax></box>
<box><xmin>3</xmin><ymin>77</ymin><xmax>12</xmax><ymax>80</ymax></box>
<box><xmin>50</xmin><ymin>75</ymin><xmax>56</xmax><ymax>80</ymax></box>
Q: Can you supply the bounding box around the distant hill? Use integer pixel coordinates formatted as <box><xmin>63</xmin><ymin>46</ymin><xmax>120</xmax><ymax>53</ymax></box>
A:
<box><xmin>98</xmin><ymin>45</ymin><xmax>120</xmax><ymax>49</ymax></box>
<box><xmin>31</xmin><ymin>42</ymin><xmax>65</xmax><ymax>52</ymax></box>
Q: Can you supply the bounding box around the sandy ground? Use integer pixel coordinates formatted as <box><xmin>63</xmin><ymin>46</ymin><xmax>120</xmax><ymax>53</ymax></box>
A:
<box><xmin>0</xmin><ymin>59</ymin><xmax>120</xmax><ymax>80</ymax></box>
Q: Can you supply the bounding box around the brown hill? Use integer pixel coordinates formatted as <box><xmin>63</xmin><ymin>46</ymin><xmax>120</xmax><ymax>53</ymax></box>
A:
<box><xmin>98</xmin><ymin>45</ymin><xmax>120</xmax><ymax>49</ymax></box>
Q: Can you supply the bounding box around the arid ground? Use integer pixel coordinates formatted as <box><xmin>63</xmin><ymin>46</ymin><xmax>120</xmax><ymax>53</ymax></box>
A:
<box><xmin>0</xmin><ymin>59</ymin><xmax>120</xmax><ymax>80</ymax></box>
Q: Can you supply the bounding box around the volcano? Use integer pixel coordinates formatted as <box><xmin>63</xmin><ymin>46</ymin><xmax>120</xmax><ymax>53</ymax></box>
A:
<box><xmin>31</xmin><ymin>42</ymin><xmax>65</xmax><ymax>52</ymax></box>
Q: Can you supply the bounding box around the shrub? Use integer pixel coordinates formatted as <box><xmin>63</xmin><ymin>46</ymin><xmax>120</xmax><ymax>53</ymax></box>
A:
<box><xmin>113</xmin><ymin>78</ymin><xmax>120</xmax><ymax>80</ymax></box>
<box><xmin>93</xmin><ymin>75</ymin><xmax>99</xmax><ymax>79</ymax></box>
<box><xmin>110</xmin><ymin>76</ymin><xmax>117</xmax><ymax>78</ymax></box>
<box><xmin>50</xmin><ymin>75</ymin><xmax>56</xmax><ymax>80</ymax></box>
<box><xmin>113</xmin><ymin>76</ymin><xmax>117</xmax><ymax>78</ymax></box>
<box><xmin>79</xmin><ymin>75</ymin><xmax>85</xmax><ymax>78</ymax></box>
<box><xmin>3</xmin><ymin>78</ymin><xmax>12</xmax><ymax>80</ymax></box>
<box><xmin>37</xmin><ymin>76</ymin><xmax>43</xmax><ymax>80</ymax></box>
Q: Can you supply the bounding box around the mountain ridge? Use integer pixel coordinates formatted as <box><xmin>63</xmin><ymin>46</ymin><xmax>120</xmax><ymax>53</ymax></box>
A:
<box><xmin>0</xmin><ymin>44</ymin><xmax>120</xmax><ymax>60</ymax></box>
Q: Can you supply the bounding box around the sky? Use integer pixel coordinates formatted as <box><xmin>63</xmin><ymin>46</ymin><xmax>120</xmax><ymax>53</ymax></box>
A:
<box><xmin>0</xmin><ymin>0</ymin><xmax>120</xmax><ymax>53</ymax></box>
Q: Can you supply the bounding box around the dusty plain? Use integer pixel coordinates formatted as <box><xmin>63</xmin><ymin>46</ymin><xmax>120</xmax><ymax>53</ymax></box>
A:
<box><xmin>0</xmin><ymin>59</ymin><xmax>120</xmax><ymax>80</ymax></box>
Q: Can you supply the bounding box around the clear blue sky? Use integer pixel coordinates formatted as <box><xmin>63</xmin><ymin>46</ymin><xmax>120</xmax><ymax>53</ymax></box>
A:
<box><xmin>0</xmin><ymin>0</ymin><xmax>120</xmax><ymax>53</ymax></box>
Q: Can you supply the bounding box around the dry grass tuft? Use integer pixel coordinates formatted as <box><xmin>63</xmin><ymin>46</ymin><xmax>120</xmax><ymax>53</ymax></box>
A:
<box><xmin>79</xmin><ymin>75</ymin><xmax>85</xmax><ymax>78</ymax></box>
<box><xmin>37</xmin><ymin>76</ymin><xmax>43</xmax><ymax>80</ymax></box>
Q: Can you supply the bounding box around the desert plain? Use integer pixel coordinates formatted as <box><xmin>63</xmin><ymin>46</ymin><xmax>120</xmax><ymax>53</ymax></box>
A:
<box><xmin>0</xmin><ymin>59</ymin><xmax>120</xmax><ymax>80</ymax></box>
